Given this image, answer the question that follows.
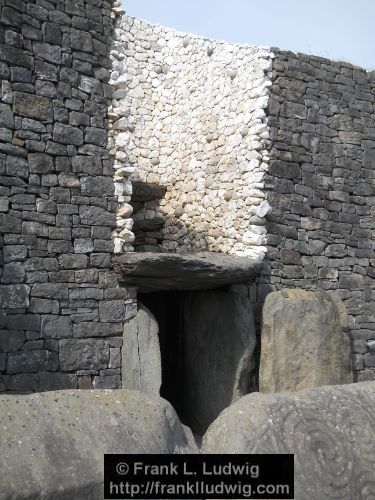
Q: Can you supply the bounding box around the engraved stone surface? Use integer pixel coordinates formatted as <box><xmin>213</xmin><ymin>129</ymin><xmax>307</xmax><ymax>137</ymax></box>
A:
<box><xmin>202</xmin><ymin>382</ymin><xmax>375</xmax><ymax>500</ymax></box>
<box><xmin>259</xmin><ymin>289</ymin><xmax>353</xmax><ymax>392</ymax></box>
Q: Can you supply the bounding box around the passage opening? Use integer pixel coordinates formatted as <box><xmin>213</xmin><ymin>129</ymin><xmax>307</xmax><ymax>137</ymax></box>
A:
<box><xmin>138</xmin><ymin>288</ymin><xmax>256</xmax><ymax>435</ymax></box>
<box><xmin>138</xmin><ymin>291</ymin><xmax>186</xmax><ymax>421</ymax></box>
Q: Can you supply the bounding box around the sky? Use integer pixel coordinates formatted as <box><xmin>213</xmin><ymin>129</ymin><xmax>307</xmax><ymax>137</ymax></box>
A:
<box><xmin>121</xmin><ymin>0</ymin><xmax>375</xmax><ymax>70</ymax></box>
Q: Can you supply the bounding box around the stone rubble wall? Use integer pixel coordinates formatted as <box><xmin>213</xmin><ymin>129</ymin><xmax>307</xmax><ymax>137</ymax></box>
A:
<box><xmin>110</xmin><ymin>15</ymin><xmax>274</xmax><ymax>258</ymax></box>
<box><xmin>0</xmin><ymin>0</ymin><xmax>137</xmax><ymax>393</ymax></box>
<box><xmin>1</xmin><ymin>2</ymin><xmax>374</xmax><ymax>391</ymax></box>
<box><xmin>258</xmin><ymin>50</ymin><xmax>375</xmax><ymax>381</ymax></box>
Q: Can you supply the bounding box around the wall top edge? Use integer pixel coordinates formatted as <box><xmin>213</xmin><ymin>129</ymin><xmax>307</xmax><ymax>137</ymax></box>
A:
<box><xmin>272</xmin><ymin>47</ymin><xmax>374</xmax><ymax>74</ymax></box>
<box><xmin>119</xmin><ymin>14</ymin><xmax>372</xmax><ymax>74</ymax></box>
<box><xmin>120</xmin><ymin>14</ymin><xmax>273</xmax><ymax>53</ymax></box>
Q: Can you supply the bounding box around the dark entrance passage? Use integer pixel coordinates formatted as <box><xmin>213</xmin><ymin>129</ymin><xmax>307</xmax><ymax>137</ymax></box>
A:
<box><xmin>138</xmin><ymin>291</ymin><xmax>186</xmax><ymax>421</ymax></box>
<box><xmin>138</xmin><ymin>288</ymin><xmax>256</xmax><ymax>435</ymax></box>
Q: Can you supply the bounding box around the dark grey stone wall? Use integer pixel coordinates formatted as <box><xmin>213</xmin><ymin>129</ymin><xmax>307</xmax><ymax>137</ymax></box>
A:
<box><xmin>260</xmin><ymin>49</ymin><xmax>375</xmax><ymax>382</ymax></box>
<box><xmin>0</xmin><ymin>0</ymin><xmax>136</xmax><ymax>393</ymax></box>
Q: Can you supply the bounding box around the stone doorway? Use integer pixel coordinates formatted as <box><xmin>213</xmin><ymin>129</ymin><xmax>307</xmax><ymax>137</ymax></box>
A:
<box><xmin>123</xmin><ymin>287</ymin><xmax>257</xmax><ymax>435</ymax></box>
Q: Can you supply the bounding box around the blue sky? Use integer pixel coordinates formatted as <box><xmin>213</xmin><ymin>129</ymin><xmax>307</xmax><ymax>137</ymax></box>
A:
<box><xmin>121</xmin><ymin>0</ymin><xmax>375</xmax><ymax>70</ymax></box>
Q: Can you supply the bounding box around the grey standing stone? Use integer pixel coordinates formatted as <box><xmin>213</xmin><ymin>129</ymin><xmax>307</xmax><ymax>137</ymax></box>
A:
<box><xmin>122</xmin><ymin>304</ymin><xmax>162</xmax><ymax>396</ymax></box>
<box><xmin>259</xmin><ymin>289</ymin><xmax>352</xmax><ymax>393</ymax></box>
<box><xmin>183</xmin><ymin>289</ymin><xmax>256</xmax><ymax>434</ymax></box>
<box><xmin>202</xmin><ymin>382</ymin><xmax>375</xmax><ymax>500</ymax></box>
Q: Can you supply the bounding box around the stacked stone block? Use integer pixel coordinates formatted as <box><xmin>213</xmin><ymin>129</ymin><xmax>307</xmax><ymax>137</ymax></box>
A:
<box><xmin>260</xmin><ymin>50</ymin><xmax>375</xmax><ymax>381</ymax></box>
<box><xmin>0</xmin><ymin>0</ymin><xmax>136</xmax><ymax>393</ymax></box>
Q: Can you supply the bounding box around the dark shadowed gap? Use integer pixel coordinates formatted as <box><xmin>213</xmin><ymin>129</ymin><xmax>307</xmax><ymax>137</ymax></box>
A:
<box><xmin>138</xmin><ymin>291</ymin><xmax>186</xmax><ymax>421</ymax></box>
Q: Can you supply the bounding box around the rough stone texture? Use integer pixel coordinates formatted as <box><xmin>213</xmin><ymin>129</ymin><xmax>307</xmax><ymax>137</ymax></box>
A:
<box><xmin>202</xmin><ymin>381</ymin><xmax>375</xmax><ymax>500</ymax></box>
<box><xmin>0</xmin><ymin>2</ymin><xmax>373</xmax><ymax>390</ymax></box>
<box><xmin>0</xmin><ymin>1</ymin><xmax>137</xmax><ymax>392</ymax></box>
<box><xmin>182</xmin><ymin>289</ymin><xmax>256</xmax><ymax>434</ymax></box>
<box><xmin>259</xmin><ymin>50</ymin><xmax>375</xmax><ymax>381</ymax></box>
<box><xmin>259</xmin><ymin>289</ymin><xmax>353</xmax><ymax>392</ymax></box>
<box><xmin>0</xmin><ymin>389</ymin><xmax>197</xmax><ymax>499</ymax></box>
<box><xmin>122</xmin><ymin>304</ymin><xmax>162</xmax><ymax>396</ymax></box>
<box><xmin>113</xmin><ymin>252</ymin><xmax>263</xmax><ymax>292</ymax></box>
<box><xmin>109</xmin><ymin>16</ymin><xmax>273</xmax><ymax>258</ymax></box>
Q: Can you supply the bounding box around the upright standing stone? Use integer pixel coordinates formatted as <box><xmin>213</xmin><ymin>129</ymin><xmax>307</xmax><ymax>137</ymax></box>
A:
<box><xmin>122</xmin><ymin>304</ymin><xmax>162</xmax><ymax>396</ymax></box>
<box><xmin>182</xmin><ymin>289</ymin><xmax>256</xmax><ymax>434</ymax></box>
<box><xmin>259</xmin><ymin>289</ymin><xmax>352</xmax><ymax>393</ymax></box>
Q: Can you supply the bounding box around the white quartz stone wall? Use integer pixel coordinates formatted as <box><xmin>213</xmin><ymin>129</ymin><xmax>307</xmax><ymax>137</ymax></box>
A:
<box><xmin>110</xmin><ymin>14</ymin><xmax>274</xmax><ymax>258</ymax></box>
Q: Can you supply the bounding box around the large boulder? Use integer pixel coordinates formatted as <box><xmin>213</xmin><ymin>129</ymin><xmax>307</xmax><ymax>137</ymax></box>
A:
<box><xmin>182</xmin><ymin>288</ymin><xmax>256</xmax><ymax>434</ymax></box>
<box><xmin>122</xmin><ymin>303</ymin><xmax>162</xmax><ymax>396</ymax></box>
<box><xmin>0</xmin><ymin>389</ymin><xmax>197</xmax><ymax>499</ymax></box>
<box><xmin>259</xmin><ymin>289</ymin><xmax>352</xmax><ymax>392</ymax></box>
<box><xmin>202</xmin><ymin>382</ymin><xmax>375</xmax><ymax>500</ymax></box>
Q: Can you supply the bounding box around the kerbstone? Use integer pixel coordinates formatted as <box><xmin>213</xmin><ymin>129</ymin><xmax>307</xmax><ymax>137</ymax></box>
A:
<box><xmin>0</xmin><ymin>390</ymin><xmax>196</xmax><ymax>498</ymax></box>
<box><xmin>202</xmin><ymin>382</ymin><xmax>375</xmax><ymax>500</ymax></box>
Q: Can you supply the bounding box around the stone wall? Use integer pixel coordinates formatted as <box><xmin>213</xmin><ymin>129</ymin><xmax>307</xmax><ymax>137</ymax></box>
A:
<box><xmin>1</xmin><ymin>4</ymin><xmax>373</xmax><ymax>391</ymax></box>
<box><xmin>110</xmin><ymin>16</ymin><xmax>273</xmax><ymax>259</ymax></box>
<box><xmin>260</xmin><ymin>50</ymin><xmax>375</xmax><ymax>381</ymax></box>
<box><xmin>0</xmin><ymin>0</ymin><xmax>136</xmax><ymax>393</ymax></box>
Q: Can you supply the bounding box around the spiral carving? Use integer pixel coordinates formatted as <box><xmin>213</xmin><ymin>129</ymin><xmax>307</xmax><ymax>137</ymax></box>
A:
<box><xmin>203</xmin><ymin>383</ymin><xmax>375</xmax><ymax>500</ymax></box>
